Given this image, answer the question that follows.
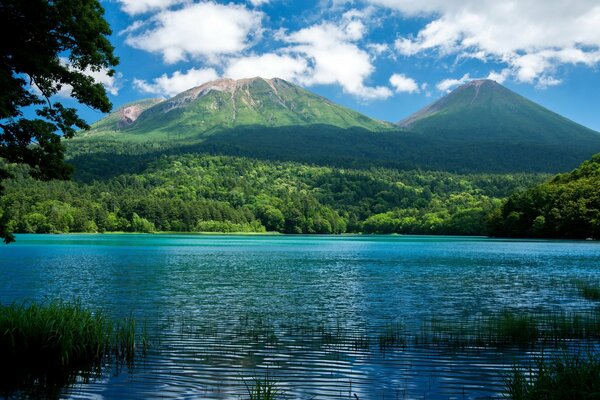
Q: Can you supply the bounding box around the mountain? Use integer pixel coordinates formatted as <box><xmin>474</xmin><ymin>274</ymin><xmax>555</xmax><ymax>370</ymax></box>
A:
<box><xmin>84</xmin><ymin>77</ymin><xmax>392</xmax><ymax>140</ymax></box>
<box><xmin>68</xmin><ymin>77</ymin><xmax>600</xmax><ymax>178</ymax></box>
<box><xmin>399</xmin><ymin>79</ymin><xmax>600</xmax><ymax>147</ymax></box>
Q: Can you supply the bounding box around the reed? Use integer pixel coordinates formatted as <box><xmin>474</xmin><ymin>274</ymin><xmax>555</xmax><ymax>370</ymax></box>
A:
<box><xmin>506</xmin><ymin>352</ymin><xmax>600</xmax><ymax>399</ymax></box>
<box><xmin>574</xmin><ymin>280</ymin><xmax>600</xmax><ymax>301</ymax></box>
<box><xmin>245</xmin><ymin>373</ymin><xmax>280</xmax><ymax>400</ymax></box>
<box><xmin>0</xmin><ymin>300</ymin><xmax>144</xmax><ymax>396</ymax></box>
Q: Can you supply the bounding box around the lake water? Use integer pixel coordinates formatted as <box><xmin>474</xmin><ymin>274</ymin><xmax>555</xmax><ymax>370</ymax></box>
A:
<box><xmin>1</xmin><ymin>234</ymin><xmax>599</xmax><ymax>399</ymax></box>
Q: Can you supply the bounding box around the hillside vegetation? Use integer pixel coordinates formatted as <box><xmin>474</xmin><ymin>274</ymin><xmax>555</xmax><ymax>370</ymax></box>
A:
<box><xmin>489</xmin><ymin>154</ymin><xmax>600</xmax><ymax>239</ymax></box>
<box><xmin>0</xmin><ymin>155</ymin><xmax>546</xmax><ymax>235</ymax></box>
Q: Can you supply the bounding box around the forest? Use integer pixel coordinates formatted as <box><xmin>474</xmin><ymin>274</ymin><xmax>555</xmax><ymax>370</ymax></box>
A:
<box><xmin>489</xmin><ymin>154</ymin><xmax>600</xmax><ymax>239</ymax></box>
<box><xmin>0</xmin><ymin>154</ymin><xmax>547</xmax><ymax>236</ymax></box>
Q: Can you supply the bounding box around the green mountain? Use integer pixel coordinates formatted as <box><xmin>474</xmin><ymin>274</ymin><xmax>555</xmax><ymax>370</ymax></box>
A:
<box><xmin>489</xmin><ymin>153</ymin><xmax>600</xmax><ymax>239</ymax></box>
<box><xmin>399</xmin><ymin>79</ymin><xmax>600</xmax><ymax>146</ymax></box>
<box><xmin>67</xmin><ymin>77</ymin><xmax>600</xmax><ymax>177</ymax></box>
<box><xmin>83</xmin><ymin>77</ymin><xmax>392</xmax><ymax>141</ymax></box>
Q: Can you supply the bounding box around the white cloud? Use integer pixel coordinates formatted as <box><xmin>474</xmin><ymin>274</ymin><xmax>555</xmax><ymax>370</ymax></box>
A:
<box><xmin>117</xmin><ymin>0</ymin><xmax>188</xmax><ymax>15</ymax></box>
<box><xmin>281</xmin><ymin>15</ymin><xmax>392</xmax><ymax>100</ymax></box>
<box><xmin>32</xmin><ymin>58</ymin><xmax>122</xmax><ymax>98</ymax></box>
<box><xmin>436</xmin><ymin>73</ymin><xmax>471</xmax><ymax>92</ymax></box>
<box><xmin>125</xmin><ymin>2</ymin><xmax>263</xmax><ymax>64</ymax></box>
<box><xmin>373</xmin><ymin>0</ymin><xmax>600</xmax><ymax>86</ymax></box>
<box><xmin>389</xmin><ymin>73</ymin><xmax>419</xmax><ymax>94</ymax></box>
<box><xmin>225</xmin><ymin>54</ymin><xmax>308</xmax><ymax>80</ymax></box>
<box><xmin>133</xmin><ymin>68</ymin><xmax>219</xmax><ymax>97</ymax></box>
<box><xmin>249</xmin><ymin>0</ymin><xmax>269</xmax><ymax>6</ymax></box>
<box><xmin>486</xmin><ymin>68</ymin><xmax>510</xmax><ymax>84</ymax></box>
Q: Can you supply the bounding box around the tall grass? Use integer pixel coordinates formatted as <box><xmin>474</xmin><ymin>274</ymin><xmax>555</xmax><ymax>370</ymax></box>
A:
<box><xmin>506</xmin><ymin>352</ymin><xmax>600</xmax><ymax>399</ymax></box>
<box><xmin>0</xmin><ymin>300</ymin><xmax>145</xmax><ymax>396</ymax></box>
<box><xmin>574</xmin><ymin>280</ymin><xmax>600</xmax><ymax>301</ymax></box>
<box><xmin>244</xmin><ymin>373</ymin><xmax>280</xmax><ymax>400</ymax></box>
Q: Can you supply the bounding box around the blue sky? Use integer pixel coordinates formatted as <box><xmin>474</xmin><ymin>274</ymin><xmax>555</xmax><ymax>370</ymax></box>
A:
<box><xmin>72</xmin><ymin>0</ymin><xmax>600</xmax><ymax>130</ymax></box>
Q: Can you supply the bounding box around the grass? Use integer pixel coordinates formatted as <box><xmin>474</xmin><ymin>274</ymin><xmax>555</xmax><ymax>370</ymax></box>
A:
<box><xmin>574</xmin><ymin>280</ymin><xmax>600</xmax><ymax>301</ymax></box>
<box><xmin>0</xmin><ymin>300</ymin><xmax>146</xmax><ymax>397</ymax></box>
<box><xmin>244</xmin><ymin>373</ymin><xmax>280</xmax><ymax>400</ymax></box>
<box><xmin>506</xmin><ymin>352</ymin><xmax>600</xmax><ymax>399</ymax></box>
<box><xmin>416</xmin><ymin>310</ymin><xmax>600</xmax><ymax>348</ymax></box>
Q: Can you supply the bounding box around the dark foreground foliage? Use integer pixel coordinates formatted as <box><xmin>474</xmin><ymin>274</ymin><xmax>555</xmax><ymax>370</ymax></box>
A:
<box><xmin>0</xmin><ymin>301</ymin><xmax>144</xmax><ymax>398</ymax></box>
<box><xmin>507</xmin><ymin>352</ymin><xmax>600</xmax><ymax>400</ymax></box>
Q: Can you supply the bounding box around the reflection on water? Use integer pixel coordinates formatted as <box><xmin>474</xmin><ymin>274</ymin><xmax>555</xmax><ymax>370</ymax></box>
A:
<box><xmin>1</xmin><ymin>234</ymin><xmax>599</xmax><ymax>398</ymax></box>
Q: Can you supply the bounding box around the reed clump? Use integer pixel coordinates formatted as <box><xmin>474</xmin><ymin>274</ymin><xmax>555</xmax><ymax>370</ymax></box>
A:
<box><xmin>417</xmin><ymin>310</ymin><xmax>600</xmax><ymax>348</ymax></box>
<box><xmin>245</xmin><ymin>373</ymin><xmax>280</xmax><ymax>400</ymax></box>
<box><xmin>506</xmin><ymin>352</ymin><xmax>600</xmax><ymax>399</ymax></box>
<box><xmin>574</xmin><ymin>280</ymin><xmax>600</xmax><ymax>301</ymax></box>
<box><xmin>0</xmin><ymin>301</ymin><xmax>145</xmax><ymax>396</ymax></box>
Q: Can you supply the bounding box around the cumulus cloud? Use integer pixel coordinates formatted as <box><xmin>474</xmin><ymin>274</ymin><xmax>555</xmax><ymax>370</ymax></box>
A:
<box><xmin>371</xmin><ymin>0</ymin><xmax>600</xmax><ymax>85</ymax></box>
<box><xmin>249</xmin><ymin>0</ymin><xmax>269</xmax><ymax>6</ymax></box>
<box><xmin>436</xmin><ymin>73</ymin><xmax>471</xmax><ymax>92</ymax></box>
<box><xmin>117</xmin><ymin>0</ymin><xmax>188</xmax><ymax>15</ymax></box>
<box><xmin>125</xmin><ymin>2</ymin><xmax>263</xmax><ymax>64</ymax></box>
<box><xmin>389</xmin><ymin>73</ymin><xmax>419</xmax><ymax>94</ymax></box>
<box><xmin>32</xmin><ymin>58</ymin><xmax>122</xmax><ymax>98</ymax></box>
<box><xmin>225</xmin><ymin>54</ymin><xmax>308</xmax><ymax>80</ymax></box>
<box><xmin>280</xmin><ymin>13</ymin><xmax>392</xmax><ymax>100</ymax></box>
<box><xmin>133</xmin><ymin>68</ymin><xmax>219</xmax><ymax>97</ymax></box>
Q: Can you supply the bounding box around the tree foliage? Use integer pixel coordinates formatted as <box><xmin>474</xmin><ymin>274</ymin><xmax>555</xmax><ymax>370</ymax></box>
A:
<box><xmin>1</xmin><ymin>154</ymin><xmax>547</xmax><ymax>236</ymax></box>
<box><xmin>0</xmin><ymin>0</ymin><xmax>118</xmax><ymax>242</ymax></box>
<box><xmin>489</xmin><ymin>154</ymin><xmax>600</xmax><ymax>239</ymax></box>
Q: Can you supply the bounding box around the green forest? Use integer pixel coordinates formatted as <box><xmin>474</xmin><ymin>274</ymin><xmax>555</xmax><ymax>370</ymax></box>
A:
<box><xmin>489</xmin><ymin>154</ymin><xmax>600</xmax><ymax>239</ymax></box>
<box><xmin>0</xmin><ymin>154</ymin><xmax>547</xmax><ymax>236</ymax></box>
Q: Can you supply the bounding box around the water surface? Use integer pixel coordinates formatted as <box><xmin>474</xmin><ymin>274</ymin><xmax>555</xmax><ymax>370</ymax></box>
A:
<box><xmin>1</xmin><ymin>234</ymin><xmax>599</xmax><ymax>399</ymax></box>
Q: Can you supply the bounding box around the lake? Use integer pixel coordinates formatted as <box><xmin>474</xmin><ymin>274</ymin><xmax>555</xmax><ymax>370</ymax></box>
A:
<box><xmin>1</xmin><ymin>234</ymin><xmax>599</xmax><ymax>399</ymax></box>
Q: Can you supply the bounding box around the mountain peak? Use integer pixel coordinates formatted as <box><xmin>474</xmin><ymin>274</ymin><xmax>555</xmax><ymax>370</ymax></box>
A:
<box><xmin>96</xmin><ymin>76</ymin><xmax>390</xmax><ymax>134</ymax></box>
<box><xmin>398</xmin><ymin>78</ymin><xmax>599</xmax><ymax>145</ymax></box>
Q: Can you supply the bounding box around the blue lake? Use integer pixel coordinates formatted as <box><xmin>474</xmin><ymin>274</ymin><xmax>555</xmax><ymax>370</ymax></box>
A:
<box><xmin>1</xmin><ymin>234</ymin><xmax>599</xmax><ymax>399</ymax></box>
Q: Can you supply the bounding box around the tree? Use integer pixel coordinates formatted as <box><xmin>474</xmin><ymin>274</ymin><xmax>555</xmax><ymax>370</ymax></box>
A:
<box><xmin>0</xmin><ymin>0</ymin><xmax>118</xmax><ymax>242</ymax></box>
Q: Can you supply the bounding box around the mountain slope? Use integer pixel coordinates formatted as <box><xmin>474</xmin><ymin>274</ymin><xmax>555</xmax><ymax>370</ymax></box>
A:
<box><xmin>399</xmin><ymin>79</ymin><xmax>600</xmax><ymax>147</ymax></box>
<box><xmin>86</xmin><ymin>77</ymin><xmax>392</xmax><ymax>140</ymax></box>
<box><xmin>67</xmin><ymin>77</ymin><xmax>600</xmax><ymax>177</ymax></box>
<box><xmin>489</xmin><ymin>153</ymin><xmax>600</xmax><ymax>239</ymax></box>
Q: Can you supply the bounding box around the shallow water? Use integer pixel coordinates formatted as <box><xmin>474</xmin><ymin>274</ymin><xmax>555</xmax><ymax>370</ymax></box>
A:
<box><xmin>1</xmin><ymin>234</ymin><xmax>599</xmax><ymax>399</ymax></box>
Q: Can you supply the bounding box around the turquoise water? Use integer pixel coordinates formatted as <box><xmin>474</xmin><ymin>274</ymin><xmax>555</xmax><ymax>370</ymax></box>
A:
<box><xmin>1</xmin><ymin>234</ymin><xmax>599</xmax><ymax>399</ymax></box>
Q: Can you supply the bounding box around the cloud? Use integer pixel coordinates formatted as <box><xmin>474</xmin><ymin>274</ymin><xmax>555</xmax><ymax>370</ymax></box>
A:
<box><xmin>133</xmin><ymin>68</ymin><xmax>219</xmax><ymax>97</ymax></box>
<box><xmin>125</xmin><ymin>2</ymin><xmax>263</xmax><ymax>64</ymax></box>
<box><xmin>117</xmin><ymin>0</ymin><xmax>188</xmax><ymax>15</ymax></box>
<box><xmin>389</xmin><ymin>73</ymin><xmax>419</xmax><ymax>94</ymax></box>
<box><xmin>486</xmin><ymin>68</ymin><xmax>510</xmax><ymax>84</ymax></box>
<box><xmin>371</xmin><ymin>0</ymin><xmax>600</xmax><ymax>85</ymax></box>
<box><xmin>225</xmin><ymin>54</ymin><xmax>308</xmax><ymax>80</ymax></box>
<box><xmin>31</xmin><ymin>58</ymin><xmax>122</xmax><ymax>98</ymax></box>
<box><xmin>280</xmin><ymin>13</ymin><xmax>392</xmax><ymax>100</ymax></box>
<box><xmin>436</xmin><ymin>73</ymin><xmax>470</xmax><ymax>92</ymax></box>
<box><xmin>248</xmin><ymin>0</ymin><xmax>269</xmax><ymax>6</ymax></box>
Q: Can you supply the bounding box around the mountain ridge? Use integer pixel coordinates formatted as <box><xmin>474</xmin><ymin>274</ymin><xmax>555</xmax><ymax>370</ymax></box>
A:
<box><xmin>71</xmin><ymin>77</ymin><xmax>600</xmax><ymax>175</ymax></box>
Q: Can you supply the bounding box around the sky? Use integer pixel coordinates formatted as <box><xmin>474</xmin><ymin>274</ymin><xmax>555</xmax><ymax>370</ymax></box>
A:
<box><xmin>69</xmin><ymin>0</ymin><xmax>600</xmax><ymax>130</ymax></box>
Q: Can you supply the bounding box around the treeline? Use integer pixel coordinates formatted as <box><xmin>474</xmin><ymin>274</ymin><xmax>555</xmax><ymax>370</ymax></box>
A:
<box><xmin>489</xmin><ymin>154</ymin><xmax>600</xmax><ymax>239</ymax></box>
<box><xmin>0</xmin><ymin>154</ymin><xmax>546</xmax><ymax>235</ymax></box>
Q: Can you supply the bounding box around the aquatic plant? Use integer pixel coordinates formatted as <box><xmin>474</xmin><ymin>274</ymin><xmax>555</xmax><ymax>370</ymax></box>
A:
<box><xmin>245</xmin><ymin>373</ymin><xmax>280</xmax><ymax>400</ymax></box>
<box><xmin>416</xmin><ymin>310</ymin><xmax>600</xmax><ymax>348</ymax></box>
<box><xmin>378</xmin><ymin>323</ymin><xmax>407</xmax><ymax>350</ymax></box>
<box><xmin>574</xmin><ymin>280</ymin><xmax>600</xmax><ymax>301</ymax></box>
<box><xmin>506</xmin><ymin>352</ymin><xmax>600</xmax><ymax>399</ymax></box>
<box><xmin>0</xmin><ymin>300</ymin><xmax>145</xmax><ymax>396</ymax></box>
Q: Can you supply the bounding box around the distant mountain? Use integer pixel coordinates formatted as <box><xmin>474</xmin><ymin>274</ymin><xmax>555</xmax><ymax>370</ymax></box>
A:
<box><xmin>399</xmin><ymin>79</ymin><xmax>600</xmax><ymax>147</ymax></box>
<box><xmin>85</xmin><ymin>77</ymin><xmax>392</xmax><ymax>140</ymax></box>
<box><xmin>68</xmin><ymin>77</ymin><xmax>600</xmax><ymax>178</ymax></box>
